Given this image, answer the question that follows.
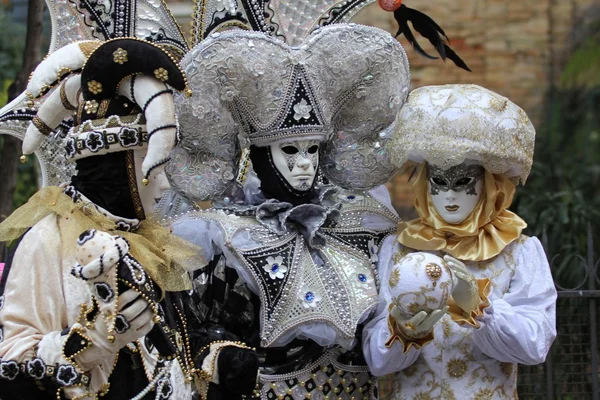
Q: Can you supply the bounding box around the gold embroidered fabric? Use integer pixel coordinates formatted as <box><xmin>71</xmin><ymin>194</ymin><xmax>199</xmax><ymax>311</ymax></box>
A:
<box><xmin>391</xmin><ymin>84</ymin><xmax>536</xmax><ymax>184</ymax></box>
<box><xmin>398</xmin><ymin>164</ymin><xmax>527</xmax><ymax>261</ymax></box>
<box><xmin>448</xmin><ymin>278</ymin><xmax>492</xmax><ymax>328</ymax></box>
<box><xmin>0</xmin><ymin>186</ymin><xmax>202</xmax><ymax>291</ymax></box>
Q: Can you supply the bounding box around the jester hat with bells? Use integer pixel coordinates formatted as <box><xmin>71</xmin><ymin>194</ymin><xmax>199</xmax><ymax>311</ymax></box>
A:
<box><xmin>22</xmin><ymin>39</ymin><xmax>190</xmax><ymax>219</ymax></box>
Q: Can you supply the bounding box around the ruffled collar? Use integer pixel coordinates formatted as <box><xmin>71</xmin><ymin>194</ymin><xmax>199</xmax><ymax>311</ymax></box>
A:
<box><xmin>214</xmin><ymin>185</ymin><xmax>341</xmax><ymax>248</ymax></box>
<box><xmin>0</xmin><ymin>186</ymin><xmax>197</xmax><ymax>292</ymax></box>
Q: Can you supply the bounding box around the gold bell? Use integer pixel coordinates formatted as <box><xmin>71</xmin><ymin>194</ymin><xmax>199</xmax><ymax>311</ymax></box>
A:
<box><xmin>107</xmin><ymin>335</ymin><xmax>116</xmax><ymax>343</ymax></box>
<box><xmin>20</xmin><ymin>155</ymin><xmax>28</xmax><ymax>163</ymax></box>
<box><xmin>185</xmin><ymin>88</ymin><xmax>193</xmax><ymax>97</ymax></box>
<box><xmin>185</xmin><ymin>376</ymin><xmax>193</xmax><ymax>383</ymax></box>
<box><xmin>153</xmin><ymin>314</ymin><xmax>162</xmax><ymax>324</ymax></box>
<box><xmin>142</xmin><ymin>178</ymin><xmax>149</xmax><ymax>186</ymax></box>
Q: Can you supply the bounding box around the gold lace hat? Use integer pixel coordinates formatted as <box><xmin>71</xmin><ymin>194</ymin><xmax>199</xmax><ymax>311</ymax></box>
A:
<box><xmin>391</xmin><ymin>84</ymin><xmax>536</xmax><ymax>184</ymax></box>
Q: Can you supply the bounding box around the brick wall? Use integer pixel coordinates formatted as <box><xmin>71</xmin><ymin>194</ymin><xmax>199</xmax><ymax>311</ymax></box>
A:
<box><xmin>351</xmin><ymin>0</ymin><xmax>597</xmax><ymax>213</ymax></box>
<box><xmin>167</xmin><ymin>0</ymin><xmax>597</xmax><ymax>215</ymax></box>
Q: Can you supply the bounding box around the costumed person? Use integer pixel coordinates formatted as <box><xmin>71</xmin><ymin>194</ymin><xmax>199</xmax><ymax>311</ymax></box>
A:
<box><xmin>164</xmin><ymin>22</ymin><xmax>412</xmax><ymax>400</ymax></box>
<box><xmin>161</xmin><ymin>1</ymin><xmax>472</xmax><ymax>398</ymax></box>
<box><xmin>0</xmin><ymin>38</ymin><xmax>200</xmax><ymax>399</ymax></box>
<box><xmin>362</xmin><ymin>84</ymin><xmax>557</xmax><ymax>399</ymax></box>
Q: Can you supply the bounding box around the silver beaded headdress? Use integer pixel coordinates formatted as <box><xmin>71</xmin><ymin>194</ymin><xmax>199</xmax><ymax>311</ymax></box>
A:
<box><xmin>167</xmin><ymin>23</ymin><xmax>410</xmax><ymax>202</ymax></box>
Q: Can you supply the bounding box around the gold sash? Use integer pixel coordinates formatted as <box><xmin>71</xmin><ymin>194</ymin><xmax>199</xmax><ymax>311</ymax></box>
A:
<box><xmin>0</xmin><ymin>186</ymin><xmax>204</xmax><ymax>291</ymax></box>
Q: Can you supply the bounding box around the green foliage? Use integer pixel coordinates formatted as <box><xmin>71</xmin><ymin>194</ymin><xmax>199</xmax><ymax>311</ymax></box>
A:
<box><xmin>0</xmin><ymin>80</ymin><xmax>10</xmax><ymax>107</ymax></box>
<box><xmin>0</xmin><ymin>5</ymin><xmax>37</xmax><ymax>211</ymax></box>
<box><xmin>0</xmin><ymin>4</ymin><xmax>26</xmax><ymax>87</ymax></box>
<box><xmin>513</xmin><ymin>12</ymin><xmax>600</xmax><ymax>289</ymax></box>
<box><xmin>560</xmin><ymin>20</ymin><xmax>600</xmax><ymax>90</ymax></box>
<box><xmin>513</xmin><ymin>87</ymin><xmax>600</xmax><ymax>288</ymax></box>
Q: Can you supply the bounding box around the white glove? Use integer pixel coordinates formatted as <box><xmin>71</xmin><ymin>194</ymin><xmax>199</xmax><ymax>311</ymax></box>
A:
<box><xmin>389</xmin><ymin>304</ymin><xmax>448</xmax><ymax>340</ymax></box>
<box><xmin>72</xmin><ymin>229</ymin><xmax>129</xmax><ymax>281</ymax></box>
<box><xmin>74</xmin><ymin>290</ymin><xmax>154</xmax><ymax>370</ymax></box>
<box><xmin>444</xmin><ymin>255</ymin><xmax>480</xmax><ymax>314</ymax></box>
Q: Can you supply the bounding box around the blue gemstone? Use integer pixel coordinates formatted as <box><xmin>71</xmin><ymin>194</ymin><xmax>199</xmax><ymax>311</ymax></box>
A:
<box><xmin>271</xmin><ymin>264</ymin><xmax>279</xmax><ymax>273</ymax></box>
<box><xmin>358</xmin><ymin>273</ymin><xmax>367</xmax><ymax>283</ymax></box>
<box><xmin>305</xmin><ymin>292</ymin><xmax>315</xmax><ymax>303</ymax></box>
<box><xmin>347</xmin><ymin>195</ymin><xmax>356</xmax><ymax>200</ymax></box>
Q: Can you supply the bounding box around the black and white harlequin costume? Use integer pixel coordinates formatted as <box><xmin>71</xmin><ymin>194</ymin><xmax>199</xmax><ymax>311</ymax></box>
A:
<box><xmin>0</xmin><ymin>25</ymin><xmax>198</xmax><ymax>400</ymax></box>
<box><xmin>165</xmin><ymin>23</ymin><xmax>408</xmax><ymax>399</ymax></box>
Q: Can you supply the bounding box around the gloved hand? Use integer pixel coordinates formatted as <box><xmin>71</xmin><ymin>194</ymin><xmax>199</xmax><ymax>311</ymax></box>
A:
<box><xmin>72</xmin><ymin>229</ymin><xmax>129</xmax><ymax>281</ymax></box>
<box><xmin>194</xmin><ymin>341</ymin><xmax>259</xmax><ymax>399</ymax></box>
<box><xmin>217</xmin><ymin>346</ymin><xmax>259</xmax><ymax>396</ymax></box>
<box><xmin>444</xmin><ymin>255</ymin><xmax>480</xmax><ymax>314</ymax></box>
<box><xmin>389</xmin><ymin>304</ymin><xmax>447</xmax><ymax>340</ymax></box>
<box><xmin>74</xmin><ymin>290</ymin><xmax>154</xmax><ymax>370</ymax></box>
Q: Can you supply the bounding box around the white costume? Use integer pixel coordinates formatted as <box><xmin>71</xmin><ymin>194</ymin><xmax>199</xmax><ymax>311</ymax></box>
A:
<box><xmin>0</xmin><ymin>202</ymin><xmax>185</xmax><ymax>399</ymax></box>
<box><xmin>365</xmin><ymin>236</ymin><xmax>556</xmax><ymax>399</ymax></box>
<box><xmin>362</xmin><ymin>84</ymin><xmax>557</xmax><ymax>400</ymax></box>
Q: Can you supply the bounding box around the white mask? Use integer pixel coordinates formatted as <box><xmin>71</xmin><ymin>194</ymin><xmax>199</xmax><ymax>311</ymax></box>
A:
<box><xmin>269</xmin><ymin>140</ymin><xmax>320</xmax><ymax>191</ymax></box>
<box><xmin>427</xmin><ymin>162</ymin><xmax>485</xmax><ymax>224</ymax></box>
<box><xmin>133</xmin><ymin>149</ymin><xmax>171</xmax><ymax>215</ymax></box>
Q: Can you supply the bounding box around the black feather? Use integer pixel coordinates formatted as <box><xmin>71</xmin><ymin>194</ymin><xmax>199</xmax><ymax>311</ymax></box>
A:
<box><xmin>394</xmin><ymin>7</ymin><xmax>439</xmax><ymax>60</ymax></box>
<box><xmin>407</xmin><ymin>7</ymin><xmax>450</xmax><ymax>43</ymax></box>
<box><xmin>443</xmin><ymin>43</ymin><xmax>472</xmax><ymax>72</ymax></box>
<box><xmin>406</xmin><ymin>7</ymin><xmax>447</xmax><ymax>60</ymax></box>
<box><xmin>391</xmin><ymin>4</ymin><xmax>471</xmax><ymax>72</ymax></box>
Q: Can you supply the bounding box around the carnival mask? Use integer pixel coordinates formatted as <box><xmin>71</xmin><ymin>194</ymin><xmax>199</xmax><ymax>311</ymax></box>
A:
<box><xmin>427</xmin><ymin>162</ymin><xmax>485</xmax><ymax>224</ymax></box>
<box><xmin>270</xmin><ymin>140</ymin><xmax>320</xmax><ymax>191</ymax></box>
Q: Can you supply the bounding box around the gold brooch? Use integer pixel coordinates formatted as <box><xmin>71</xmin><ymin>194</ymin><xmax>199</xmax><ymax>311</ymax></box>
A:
<box><xmin>84</xmin><ymin>100</ymin><xmax>99</xmax><ymax>114</ymax></box>
<box><xmin>425</xmin><ymin>263</ymin><xmax>442</xmax><ymax>287</ymax></box>
<box><xmin>154</xmin><ymin>67</ymin><xmax>169</xmax><ymax>81</ymax></box>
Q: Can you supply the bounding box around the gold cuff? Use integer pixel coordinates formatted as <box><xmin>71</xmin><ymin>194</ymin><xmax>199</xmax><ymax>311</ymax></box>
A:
<box><xmin>32</xmin><ymin>115</ymin><xmax>53</xmax><ymax>136</ymax></box>
<box><xmin>195</xmin><ymin>340</ymin><xmax>254</xmax><ymax>400</ymax></box>
<box><xmin>385</xmin><ymin>306</ymin><xmax>435</xmax><ymax>355</ymax></box>
<box><xmin>448</xmin><ymin>278</ymin><xmax>493</xmax><ymax>328</ymax></box>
